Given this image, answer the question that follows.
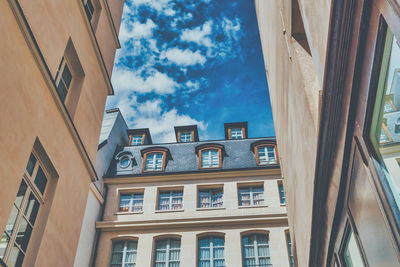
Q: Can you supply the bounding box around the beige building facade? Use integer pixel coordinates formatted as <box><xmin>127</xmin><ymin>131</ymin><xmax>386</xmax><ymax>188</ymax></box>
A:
<box><xmin>0</xmin><ymin>0</ymin><xmax>124</xmax><ymax>266</ymax></box>
<box><xmin>256</xmin><ymin>0</ymin><xmax>400</xmax><ymax>266</ymax></box>
<box><xmin>91</xmin><ymin>118</ymin><xmax>294</xmax><ymax>267</ymax></box>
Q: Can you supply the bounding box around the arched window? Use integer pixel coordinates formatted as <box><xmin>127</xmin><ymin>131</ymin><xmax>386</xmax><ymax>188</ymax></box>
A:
<box><xmin>196</xmin><ymin>144</ymin><xmax>224</xmax><ymax>169</ymax></box>
<box><xmin>141</xmin><ymin>147</ymin><xmax>169</xmax><ymax>172</ymax></box>
<box><xmin>110</xmin><ymin>240</ymin><xmax>138</xmax><ymax>267</ymax></box>
<box><xmin>251</xmin><ymin>141</ymin><xmax>278</xmax><ymax>166</ymax></box>
<box><xmin>198</xmin><ymin>236</ymin><xmax>225</xmax><ymax>267</ymax></box>
<box><xmin>154</xmin><ymin>238</ymin><xmax>181</xmax><ymax>266</ymax></box>
<box><xmin>242</xmin><ymin>233</ymin><xmax>272</xmax><ymax>267</ymax></box>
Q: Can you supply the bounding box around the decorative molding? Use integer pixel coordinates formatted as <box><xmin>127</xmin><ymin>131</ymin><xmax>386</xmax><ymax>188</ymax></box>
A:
<box><xmin>7</xmin><ymin>0</ymin><xmax>98</xmax><ymax>182</ymax></box>
<box><xmin>90</xmin><ymin>183</ymin><xmax>105</xmax><ymax>204</ymax></box>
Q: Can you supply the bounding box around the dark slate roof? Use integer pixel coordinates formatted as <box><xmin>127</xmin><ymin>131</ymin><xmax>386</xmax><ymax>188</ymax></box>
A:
<box><xmin>106</xmin><ymin>137</ymin><xmax>277</xmax><ymax>177</ymax></box>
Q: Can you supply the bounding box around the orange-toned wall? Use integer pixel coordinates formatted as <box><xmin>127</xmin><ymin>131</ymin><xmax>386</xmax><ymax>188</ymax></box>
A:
<box><xmin>0</xmin><ymin>0</ymin><xmax>124</xmax><ymax>265</ymax></box>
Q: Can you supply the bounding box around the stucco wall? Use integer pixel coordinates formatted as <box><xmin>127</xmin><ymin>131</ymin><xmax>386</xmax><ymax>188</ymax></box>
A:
<box><xmin>254</xmin><ymin>0</ymin><xmax>330</xmax><ymax>266</ymax></box>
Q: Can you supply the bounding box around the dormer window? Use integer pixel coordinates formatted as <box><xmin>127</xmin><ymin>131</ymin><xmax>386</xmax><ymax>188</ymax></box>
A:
<box><xmin>141</xmin><ymin>147</ymin><xmax>169</xmax><ymax>172</ymax></box>
<box><xmin>257</xmin><ymin>146</ymin><xmax>277</xmax><ymax>165</ymax></box>
<box><xmin>131</xmin><ymin>135</ymin><xmax>143</xmax><ymax>146</ymax></box>
<box><xmin>180</xmin><ymin>132</ymin><xmax>192</xmax><ymax>143</ymax></box>
<box><xmin>196</xmin><ymin>144</ymin><xmax>224</xmax><ymax>169</ymax></box>
<box><xmin>230</xmin><ymin>128</ymin><xmax>243</xmax><ymax>139</ymax></box>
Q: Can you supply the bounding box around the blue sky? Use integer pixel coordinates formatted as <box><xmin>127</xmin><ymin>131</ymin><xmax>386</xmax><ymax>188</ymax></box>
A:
<box><xmin>106</xmin><ymin>0</ymin><xmax>274</xmax><ymax>143</ymax></box>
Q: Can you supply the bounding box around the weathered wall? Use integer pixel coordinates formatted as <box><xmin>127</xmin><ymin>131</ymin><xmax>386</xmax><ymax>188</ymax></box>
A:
<box><xmin>254</xmin><ymin>0</ymin><xmax>330</xmax><ymax>266</ymax></box>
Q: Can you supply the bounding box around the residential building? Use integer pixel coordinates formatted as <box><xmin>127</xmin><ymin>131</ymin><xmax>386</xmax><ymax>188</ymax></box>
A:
<box><xmin>256</xmin><ymin>0</ymin><xmax>400</xmax><ymax>266</ymax></box>
<box><xmin>91</xmin><ymin>113</ymin><xmax>294</xmax><ymax>267</ymax></box>
<box><xmin>0</xmin><ymin>0</ymin><xmax>124</xmax><ymax>266</ymax></box>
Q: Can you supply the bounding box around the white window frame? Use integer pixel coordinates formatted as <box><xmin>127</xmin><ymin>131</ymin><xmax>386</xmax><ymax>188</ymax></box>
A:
<box><xmin>118</xmin><ymin>192</ymin><xmax>144</xmax><ymax>213</ymax></box>
<box><xmin>158</xmin><ymin>190</ymin><xmax>183</xmax><ymax>211</ymax></box>
<box><xmin>258</xmin><ymin>146</ymin><xmax>277</xmax><ymax>165</ymax></box>
<box><xmin>131</xmin><ymin>135</ymin><xmax>143</xmax><ymax>146</ymax></box>
<box><xmin>154</xmin><ymin>238</ymin><xmax>181</xmax><ymax>266</ymax></box>
<box><xmin>180</xmin><ymin>132</ymin><xmax>192</xmax><ymax>142</ymax></box>
<box><xmin>238</xmin><ymin>185</ymin><xmax>265</xmax><ymax>206</ymax></box>
<box><xmin>201</xmin><ymin>149</ymin><xmax>219</xmax><ymax>168</ymax></box>
<box><xmin>278</xmin><ymin>182</ymin><xmax>286</xmax><ymax>205</ymax></box>
<box><xmin>198</xmin><ymin>188</ymin><xmax>223</xmax><ymax>208</ymax></box>
<box><xmin>109</xmin><ymin>240</ymin><xmax>137</xmax><ymax>267</ymax></box>
<box><xmin>198</xmin><ymin>236</ymin><xmax>225</xmax><ymax>267</ymax></box>
<box><xmin>231</xmin><ymin>128</ymin><xmax>243</xmax><ymax>139</ymax></box>
<box><xmin>55</xmin><ymin>58</ymin><xmax>73</xmax><ymax>103</ymax></box>
<box><xmin>242</xmin><ymin>234</ymin><xmax>272</xmax><ymax>267</ymax></box>
<box><xmin>145</xmin><ymin>153</ymin><xmax>163</xmax><ymax>171</ymax></box>
<box><xmin>285</xmin><ymin>232</ymin><xmax>295</xmax><ymax>267</ymax></box>
<box><xmin>1</xmin><ymin>153</ymin><xmax>48</xmax><ymax>266</ymax></box>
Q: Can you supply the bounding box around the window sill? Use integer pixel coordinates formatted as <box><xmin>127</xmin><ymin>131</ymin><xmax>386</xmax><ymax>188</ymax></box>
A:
<box><xmin>155</xmin><ymin>209</ymin><xmax>184</xmax><ymax>213</ymax></box>
<box><xmin>115</xmin><ymin>211</ymin><xmax>144</xmax><ymax>215</ymax></box>
<box><xmin>238</xmin><ymin>205</ymin><xmax>268</xmax><ymax>209</ymax></box>
<box><xmin>196</xmin><ymin>207</ymin><xmax>226</xmax><ymax>211</ymax></box>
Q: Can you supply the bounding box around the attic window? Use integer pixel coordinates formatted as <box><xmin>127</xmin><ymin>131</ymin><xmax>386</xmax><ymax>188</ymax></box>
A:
<box><xmin>196</xmin><ymin>144</ymin><xmax>224</xmax><ymax>169</ymax></box>
<box><xmin>141</xmin><ymin>147</ymin><xmax>169</xmax><ymax>172</ymax></box>
<box><xmin>291</xmin><ymin>0</ymin><xmax>311</xmax><ymax>55</ymax></box>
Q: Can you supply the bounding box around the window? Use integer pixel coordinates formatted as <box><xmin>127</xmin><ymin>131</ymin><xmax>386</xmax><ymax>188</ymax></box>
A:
<box><xmin>286</xmin><ymin>232</ymin><xmax>295</xmax><ymax>267</ymax></box>
<box><xmin>180</xmin><ymin>132</ymin><xmax>192</xmax><ymax>143</ymax></box>
<box><xmin>230</xmin><ymin>128</ymin><xmax>243</xmax><ymax>139</ymax></box>
<box><xmin>145</xmin><ymin>153</ymin><xmax>163</xmax><ymax>171</ymax></box>
<box><xmin>201</xmin><ymin>149</ymin><xmax>220</xmax><ymax>168</ymax></box>
<box><xmin>110</xmin><ymin>240</ymin><xmax>137</xmax><ymax>267</ymax></box>
<box><xmin>342</xmin><ymin>229</ymin><xmax>365</xmax><ymax>267</ymax></box>
<box><xmin>198</xmin><ymin>236</ymin><xmax>225</xmax><ymax>267</ymax></box>
<box><xmin>55</xmin><ymin>58</ymin><xmax>72</xmax><ymax>103</ymax></box>
<box><xmin>369</xmin><ymin>24</ymin><xmax>400</xmax><ymax>211</ymax></box>
<box><xmin>119</xmin><ymin>155</ymin><xmax>131</xmax><ymax>169</ymax></box>
<box><xmin>278</xmin><ymin>182</ymin><xmax>286</xmax><ymax>205</ymax></box>
<box><xmin>119</xmin><ymin>192</ymin><xmax>144</xmax><ymax>213</ymax></box>
<box><xmin>198</xmin><ymin>188</ymin><xmax>223</xmax><ymax>208</ymax></box>
<box><xmin>158</xmin><ymin>190</ymin><xmax>183</xmax><ymax>211</ymax></box>
<box><xmin>83</xmin><ymin>0</ymin><xmax>95</xmax><ymax>21</ymax></box>
<box><xmin>154</xmin><ymin>238</ymin><xmax>181</xmax><ymax>267</ymax></box>
<box><xmin>257</xmin><ymin>146</ymin><xmax>277</xmax><ymax>165</ymax></box>
<box><xmin>0</xmin><ymin>153</ymin><xmax>48</xmax><ymax>266</ymax></box>
<box><xmin>242</xmin><ymin>233</ymin><xmax>272</xmax><ymax>267</ymax></box>
<box><xmin>131</xmin><ymin>135</ymin><xmax>143</xmax><ymax>146</ymax></box>
<box><xmin>238</xmin><ymin>185</ymin><xmax>264</xmax><ymax>206</ymax></box>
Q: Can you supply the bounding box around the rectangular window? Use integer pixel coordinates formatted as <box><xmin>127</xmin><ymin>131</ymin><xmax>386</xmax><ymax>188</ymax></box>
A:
<box><xmin>258</xmin><ymin>146</ymin><xmax>277</xmax><ymax>165</ymax></box>
<box><xmin>0</xmin><ymin>153</ymin><xmax>48</xmax><ymax>266</ymax></box>
<box><xmin>278</xmin><ymin>182</ymin><xmax>286</xmax><ymax>205</ymax></box>
<box><xmin>158</xmin><ymin>190</ymin><xmax>183</xmax><ymax>211</ymax></box>
<box><xmin>55</xmin><ymin>59</ymin><xmax>72</xmax><ymax>103</ymax></box>
<box><xmin>230</xmin><ymin>128</ymin><xmax>243</xmax><ymax>139</ymax></box>
<box><xmin>242</xmin><ymin>234</ymin><xmax>272</xmax><ymax>267</ymax></box>
<box><xmin>238</xmin><ymin>185</ymin><xmax>265</xmax><ymax>206</ymax></box>
<box><xmin>110</xmin><ymin>240</ymin><xmax>137</xmax><ymax>267</ymax></box>
<box><xmin>369</xmin><ymin>24</ymin><xmax>400</xmax><ymax>211</ymax></box>
<box><xmin>198</xmin><ymin>188</ymin><xmax>223</xmax><ymax>208</ymax></box>
<box><xmin>130</xmin><ymin>135</ymin><xmax>143</xmax><ymax>146</ymax></box>
<box><xmin>201</xmin><ymin>149</ymin><xmax>219</xmax><ymax>168</ymax></box>
<box><xmin>198</xmin><ymin>236</ymin><xmax>225</xmax><ymax>267</ymax></box>
<box><xmin>145</xmin><ymin>153</ymin><xmax>163</xmax><ymax>171</ymax></box>
<box><xmin>180</xmin><ymin>132</ymin><xmax>192</xmax><ymax>142</ymax></box>
<box><xmin>286</xmin><ymin>232</ymin><xmax>295</xmax><ymax>267</ymax></box>
<box><xmin>118</xmin><ymin>192</ymin><xmax>144</xmax><ymax>213</ymax></box>
<box><xmin>154</xmin><ymin>238</ymin><xmax>181</xmax><ymax>266</ymax></box>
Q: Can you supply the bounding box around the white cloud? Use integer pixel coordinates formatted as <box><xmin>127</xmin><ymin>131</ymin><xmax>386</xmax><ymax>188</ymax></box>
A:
<box><xmin>180</xmin><ymin>20</ymin><xmax>214</xmax><ymax>48</ymax></box>
<box><xmin>161</xmin><ymin>48</ymin><xmax>206</xmax><ymax>66</ymax></box>
<box><xmin>119</xmin><ymin>19</ymin><xmax>157</xmax><ymax>43</ymax></box>
<box><xmin>184</xmin><ymin>80</ymin><xmax>200</xmax><ymax>93</ymax></box>
<box><xmin>111</xmin><ymin>67</ymin><xmax>178</xmax><ymax>95</ymax></box>
<box><xmin>222</xmin><ymin>17</ymin><xmax>241</xmax><ymax>41</ymax></box>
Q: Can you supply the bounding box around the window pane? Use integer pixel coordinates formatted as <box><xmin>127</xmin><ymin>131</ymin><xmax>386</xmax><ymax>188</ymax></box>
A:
<box><xmin>34</xmin><ymin>167</ymin><xmax>47</xmax><ymax>195</ymax></box>
<box><xmin>0</xmin><ymin>232</ymin><xmax>10</xmax><ymax>258</ymax></box>
<box><xmin>62</xmin><ymin>64</ymin><xmax>72</xmax><ymax>88</ymax></box>
<box><xmin>25</xmin><ymin>153</ymin><xmax>36</xmax><ymax>176</ymax></box>
<box><xmin>343</xmin><ymin>230</ymin><xmax>365</xmax><ymax>267</ymax></box>
<box><xmin>15</xmin><ymin>218</ymin><xmax>32</xmax><ymax>252</ymax></box>
<box><xmin>15</xmin><ymin>180</ymin><xmax>27</xmax><ymax>208</ymax></box>
<box><xmin>24</xmin><ymin>193</ymin><xmax>40</xmax><ymax>225</ymax></box>
<box><xmin>6</xmin><ymin>245</ymin><xmax>24</xmax><ymax>267</ymax></box>
<box><xmin>370</xmin><ymin>26</ymin><xmax>400</xmax><ymax>212</ymax></box>
<box><xmin>5</xmin><ymin>206</ymin><xmax>19</xmax><ymax>235</ymax></box>
<box><xmin>56</xmin><ymin>80</ymin><xmax>68</xmax><ymax>102</ymax></box>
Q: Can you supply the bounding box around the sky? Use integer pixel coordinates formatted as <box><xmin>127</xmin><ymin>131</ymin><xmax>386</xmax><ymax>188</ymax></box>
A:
<box><xmin>106</xmin><ymin>0</ymin><xmax>274</xmax><ymax>143</ymax></box>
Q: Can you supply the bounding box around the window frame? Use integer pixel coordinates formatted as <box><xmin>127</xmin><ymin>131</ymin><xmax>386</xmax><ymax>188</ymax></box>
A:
<box><xmin>238</xmin><ymin>184</ymin><xmax>265</xmax><ymax>207</ymax></box>
<box><xmin>241</xmin><ymin>232</ymin><xmax>272</xmax><ymax>267</ymax></box>
<box><xmin>198</xmin><ymin>148</ymin><xmax>222</xmax><ymax>169</ymax></box>
<box><xmin>157</xmin><ymin>189</ymin><xmax>184</xmax><ymax>211</ymax></box>
<box><xmin>179</xmin><ymin>131</ymin><xmax>193</xmax><ymax>143</ymax></box>
<box><xmin>129</xmin><ymin>133</ymin><xmax>146</xmax><ymax>146</ymax></box>
<box><xmin>198</xmin><ymin>187</ymin><xmax>224</xmax><ymax>209</ymax></box>
<box><xmin>55</xmin><ymin>57</ymin><xmax>73</xmax><ymax>103</ymax></box>
<box><xmin>109</xmin><ymin>239</ymin><xmax>138</xmax><ymax>267</ymax></box>
<box><xmin>285</xmin><ymin>230</ymin><xmax>295</xmax><ymax>267</ymax></box>
<box><xmin>141</xmin><ymin>148</ymin><xmax>168</xmax><ymax>173</ymax></box>
<box><xmin>230</xmin><ymin>128</ymin><xmax>244</xmax><ymax>139</ymax></box>
<box><xmin>278</xmin><ymin>181</ymin><xmax>286</xmax><ymax>205</ymax></box>
<box><xmin>118</xmin><ymin>191</ymin><xmax>144</xmax><ymax>213</ymax></box>
<box><xmin>198</xmin><ymin>235</ymin><xmax>225</xmax><ymax>267</ymax></box>
<box><xmin>255</xmin><ymin>145</ymin><xmax>278</xmax><ymax>165</ymax></box>
<box><xmin>153</xmin><ymin>238</ymin><xmax>181</xmax><ymax>266</ymax></box>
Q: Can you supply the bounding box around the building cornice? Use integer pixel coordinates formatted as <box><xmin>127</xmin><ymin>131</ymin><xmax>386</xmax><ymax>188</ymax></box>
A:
<box><xmin>76</xmin><ymin>0</ymin><xmax>115</xmax><ymax>95</ymax></box>
<box><xmin>7</xmin><ymin>0</ymin><xmax>98</xmax><ymax>182</ymax></box>
<box><xmin>96</xmin><ymin>213</ymin><xmax>288</xmax><ymax>231</ymax></box>
<box><xmin>104</xmin><ymin>168</ymin><xmax>281</xmax><ymax>184</ymax></box>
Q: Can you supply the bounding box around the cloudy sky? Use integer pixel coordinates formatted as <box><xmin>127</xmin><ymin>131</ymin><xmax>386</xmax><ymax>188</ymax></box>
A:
<box><xmin>106</xmin><ymin>0</ymin><xmax>274</xmax><ymax>143</ymax></box>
